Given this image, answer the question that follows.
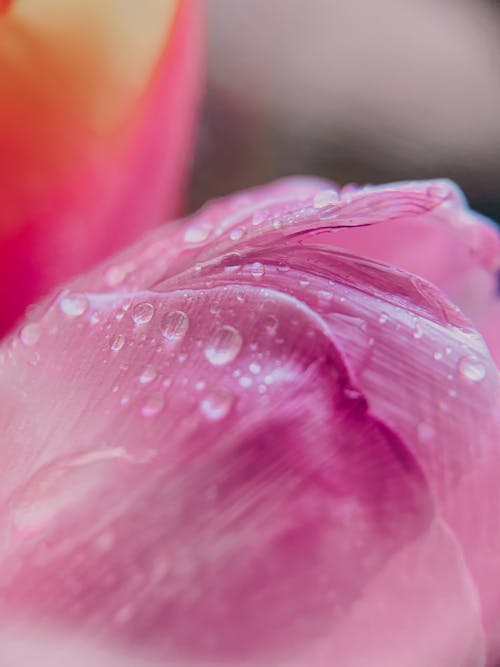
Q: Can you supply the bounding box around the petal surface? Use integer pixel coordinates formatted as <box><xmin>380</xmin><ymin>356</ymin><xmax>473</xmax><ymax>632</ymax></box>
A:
<box><xmin>1</xmin><ymin>177</ymin><xmax>498</xmax><ymax>665</ymax></box>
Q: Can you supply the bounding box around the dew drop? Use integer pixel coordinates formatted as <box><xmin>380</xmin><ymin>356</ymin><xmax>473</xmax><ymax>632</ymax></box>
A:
<box><xmin>433</xmin><ymin>351</ymin><xmax>443</xmax><ymax>361</ymax></box>
<box><xmin>412</xmin><ymin>324</ymin><xmax>423</xmax><ymax>339</ymax></box>
<box><xmin>378</xmin><ymin>313</ymin><xmax>388</xmax><ymax>325</ymax></box>
<box><xmin>161</xmin><ymin>310</ymin><xmax>189</xmax><ymax>343</ymax></box>
<box><xmin>276</xmin><ymin>261</ymin><xmax>290</xmax><ymax>272</ymax></box>
<box><xmin>229</xmin><ymin>227</ymin><xmax>245</xmax><ymax>241</ymax></box>
<box><xmin>184</xmin><ymin>221</ymin><xmax>211</xmax><ymax>244</ymax></box>
<box><xmin>313</xmin><ymin>189</ymin><xmax>339</xmax><ymax>208</ymax></box>
<box><xmin>458</xmin><ymin>355</ymin><xmax>486</xmax><ymax>382</ymax></box>
<box><xmin>60</xmin><ymin>294</ymin><xmax>88</xmax><ymax>318</ymax></box>
<box><xmin>200</xmin><ymin>389</ymin><xmax>234</xmax><ymax>422</ymax></box>
<box><xmin>205</xmin><ymin>325</ymin><xmax>243</xmax><ymax>366</ymax></box>
<box><xmin>249</xmin><ymin>362</ymin><xmax>261</xmax><ymax>375</ymax></box>
<box><xmin>110</xmin><ymin>334</ymin><xmax>125</xmax><ymax>352</ymax></box>
<box><xmin>239</xmin><ymin>376</ymin><xmax>252</xmax><ymax>388</ymax></box>
<box><xmin>249</xmin><ymin>261</ymin><xmax>265</xmax><ymax>278</ymax></box>
<box><xmin>19</xmin><ymin>323</ymin><xmax>41</xmax><ymax>347</ymax></box>
<box><xmin>139</xmin><ymin>364</ymin><xmax>157</xmax><ymax>384</ymax></box>
<box><xmin>262</xmin><ymin>314</ymin><xmax>279</xmax><ymax>336</ymax></box>
<box><xmin>104</xmin><ymin>265</ymin><xmax>126</xmax><ymax>287</ymax></box>
<box><xmin>141</xmin><ymin>392</ymin><xmax>164</xmax><ymax>417</ymax></box>
<box><xmin>132</xmin><ymin>302</ymin><xmax>155</xmax><ymax>325</ymax></box>
<box><xmin>222</xmin><ymin>253</ymin><xmax>242</xmax><ymax>273</ymax></box>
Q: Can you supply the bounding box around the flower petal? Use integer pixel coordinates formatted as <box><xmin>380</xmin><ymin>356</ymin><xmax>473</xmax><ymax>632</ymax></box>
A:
<box><xmin>0</xmin><ymin>0</ymin><xmax>203</xmax><ymax>336</ymax></box>
<box><xmin>1</xmin><ymin>177</ymin><xmax>498</xmax><ymax>664</ymax></box>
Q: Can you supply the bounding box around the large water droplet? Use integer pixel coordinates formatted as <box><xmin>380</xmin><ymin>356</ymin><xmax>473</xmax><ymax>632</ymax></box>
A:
<box><xmin>458</xmin><ymin>355</ymin><xmax>486</xmax><ymax>382</ymax></box>
<box><xmin>19</xmin><ymin>323</ymin><xmax>41</xmax><ymax>347</ymax></box>
<box><xmin>132</xmin><ymin>302</ymin><xmax>155</xmax><ymax>325</ymax></box>
<box><xmin>205</xmin><ymin>325</ymin><xmax>243</xmax><ymax>366</ymax></box>
<box><xmin>161</xmin><ymin>310</ymin><xmax>189</xmax><ymax>343</ymax></box>
<box><xmin>141</xmin><ymin>392</ymin><xmax>164</xmax><ymax>417</ymax></box>
<box><xmin>60</xmin><ymin>294</ymin><xmax>88</xmax><ymax>318</ymax></box>
<box><xmin>200</xmin><ymin>389</ymin><xmax>234</xmax><ymax>422</ymax></box>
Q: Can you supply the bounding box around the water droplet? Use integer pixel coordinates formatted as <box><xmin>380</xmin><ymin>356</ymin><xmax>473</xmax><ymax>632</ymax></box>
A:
<box><xmin>161</xmin><ymin>310</ymin><xmax>189</xmax><ymax>343</ymax></box>
<box><xmin>222</xmin><ymin>253</ymin><xmax>242</xmax><ymax>273</ymax></box>
<box><xmin>132</xmin><ymin>302</ymin><xmax>155</xmax><ymax>325</ymax></box>
<box><xmin>458</xmin><ymin>355</ymin><xmax>486</xmax><ymax>382</ymax></box>
<box><xmin>19</xmin><ymin>323</ymin><xmax>41</xmax><ymax>347</ymax></box>
<box><xmin>60</xmin><ymin>294</ymin><xmax>88</xmax><ymax>318</ymax></box>
<box><xmin>433</xmin><ymin>351</ymin><xmax>443</xmax><ymax>361</ymax></box>
<box><xmin>313</xmin><ymin>189</ymin><xmax>339</xmax><ymax>208</ymax></box>
<box><xmin>229</xmin><ymin>227</ymin><xmax>245</xmax><ymax>241</ymax></box>
<box><xmin>205</xmin><ymin>325</ymin><xmax>243</xmax><ymax>366</ymax></box>
<box><xmin>249</xmin><ymin>362</ymin><xmax>261</xmax><ymax>375</ymax></box>
<box><xmin>417</xmin><ymin>422</ymin><xmax>435</xmax><ymax>444</ymax></box>
<box><xmin>378</xmin><ymin>313</ymin><xmax>388</xmax><ymax>325</ymax></box>
<box><xmin>239</xmin><ymin>376</ymin><xmax>252</xmax><ymax>388</ymax></box>
<box><xmin>110</xmin><ymin>334</ymin><xmax>125</xmax><ymax>352</ymax></box>
<box><xmin>104</xmin><ymin>265</ymin><xmax>126</xmax><ymax>287</ymax></box>
<box><xmin>413</xmin><ymin>324</ymin><xmax>423</xmax><ymax>339</ymax></box>
<box><xmin>195</xmin><ymin>380</ymin><xmax>206</xmax><ymax>391</ymax></box>
<box><xmin>276</xmin><ymin>261</ymin><xmax>290</xmax><ymax>272</ymax></box>
<box><xmin>139</xmin><ymin>364</ymin><xmax>157</xmax><ymax>384</ymax></box>
<box><xmin>200</xmin><ymin>389</ymin><xmax>234</xmax><ymax>422</ymax></box>
<box><xmin>262</xmin><ymin>314</ymin><xmax>278</xmax><ymax>336</ymax></box>
<box><xmin>184</xmin><ymin>221</ymin><xmax>211</xmax><ymax>244</ymax></box>
<box><xmin>141</xmin><ymin>393</ymin><xmax>164</xmax><ymax>417</ymax></box>
<box><xmin>249</xmin><ymin>262</ymin><xmax>265</xmax><ymax>278</ymax></box>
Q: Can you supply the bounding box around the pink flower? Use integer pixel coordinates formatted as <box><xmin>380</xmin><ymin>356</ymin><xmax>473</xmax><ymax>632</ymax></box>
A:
<box><xmin>0</xmin><ymin>178</ymin><xmax>499</xmax><ymax>666</ymax></box>
<box><xmin>0</xmin><ymin>0</ymin><xmax>203</xmax><ymax>338</ymax></box>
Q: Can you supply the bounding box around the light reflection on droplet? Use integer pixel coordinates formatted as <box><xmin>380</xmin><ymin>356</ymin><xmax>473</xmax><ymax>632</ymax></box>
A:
<box><xmin>205</xmin><ymin>326</ymin><xmax>243</xmax><ymax>366</ymax></box>
<box><xmin>139</xmin><ymin>365</ymin><xmax>157</xmax><ymax>384</ymax></box>
<box><xmin>161</xmin><ymin>310</ymin><xmax>189</xmax><ymax>343</ymax></box>
<box><xmin>200</xmin><ymin>389</ymin><xmax>234</xmax><ymax>422</ymax></box>
<box><xmin>132</xmin><ymin>302</ymin><xmax>155</xmax><ymax>325</ymax></box>
<box><xmin>110</xmin><ymin>334</ymin><xmax>125</xmax><ymax>352</ymax></box>
<box><xmin>60</xmin><ymin>294</ymin><xmax>88</xmax><ymax>318</ymax></box>
<box><xmin>141</xmin><ymin>393</ymin><xmax>164</xmax><ymax>417</ymax></box>
<box><xmin>458</xmin><ymin>355</ymin><xmax>486</xmax><ymax>382</ymax></box>
<box><xmin>19</xmin><ymin>323</ymin><xmax>41</xmax><ymax>347</ymax></box>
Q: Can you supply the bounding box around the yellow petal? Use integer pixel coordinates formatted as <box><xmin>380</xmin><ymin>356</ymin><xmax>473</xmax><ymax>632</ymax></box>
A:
<box><xmin>2</xmin><ymin>0</ymin><xmax>179</xmax><ymax>134</ymax></box>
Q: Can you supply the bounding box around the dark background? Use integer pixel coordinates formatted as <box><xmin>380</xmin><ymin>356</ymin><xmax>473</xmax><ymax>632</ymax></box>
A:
<box><xmin>190</xmin><ymin>0</ymin><xmax>500</xmax><ymax>226</ymax></box>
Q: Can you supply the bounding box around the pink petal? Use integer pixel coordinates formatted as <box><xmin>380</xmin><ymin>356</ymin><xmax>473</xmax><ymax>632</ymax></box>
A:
<box><xmin>1</xmin><ymin>177</ymin><xmax>498</xmax><ymax>665</ymax></box>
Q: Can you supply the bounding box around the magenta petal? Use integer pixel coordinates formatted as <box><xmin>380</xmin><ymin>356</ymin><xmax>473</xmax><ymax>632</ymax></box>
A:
<box><xmin>1</xmin><ymin>177</ymin><xmax>498</xmax><ymax>665</ymax></box>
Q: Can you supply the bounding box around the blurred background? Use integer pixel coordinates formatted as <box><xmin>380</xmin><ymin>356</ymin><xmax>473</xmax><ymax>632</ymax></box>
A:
<box><xmin>190</xmin><ymin>0</ymin><xmax>500</xmax><ymax>223</ymax></box>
